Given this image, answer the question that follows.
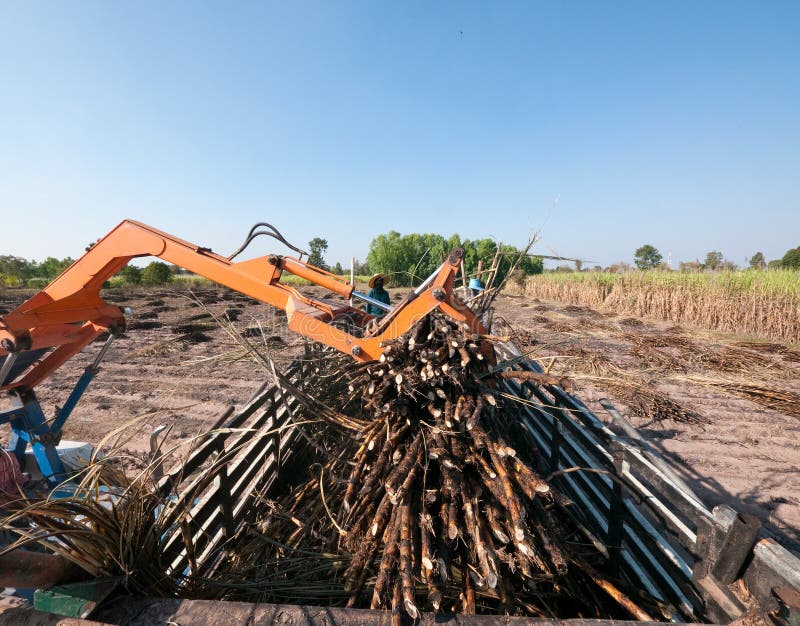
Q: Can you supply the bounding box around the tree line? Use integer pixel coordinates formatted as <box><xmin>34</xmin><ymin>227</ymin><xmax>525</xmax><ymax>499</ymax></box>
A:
<box><xmin>365</xmin><ymin>232</ymin><xmax>542</xmax><ymax>287</ymax></box>
<box><xmin>0</xmin><ymin>254</ymin><xmax>176</xmax><ymax>287</ymax></box>
<box><xmin>629</xmin><ymin>244</ymin><xmax>800</xmax><ymax>272</ymax></box>
<box><xmin>295</xmin><ymin>234</ymin><xmax>542</xmax><ymax>287</ymax></box>
<box><xmin>2</xmin><ymin>230</ymin><xmax>543</xmax><ymax>291</ymax></box>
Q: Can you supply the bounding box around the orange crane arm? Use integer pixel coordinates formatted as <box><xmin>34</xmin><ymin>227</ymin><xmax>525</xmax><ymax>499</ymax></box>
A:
<box><xmin>0</xmin><ymin>220</ymin><xmax>488</xmax><ymax>393</ymax></box>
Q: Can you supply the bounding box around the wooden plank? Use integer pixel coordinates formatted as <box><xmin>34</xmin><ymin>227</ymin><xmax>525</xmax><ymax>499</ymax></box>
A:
<box><xmin>94</xmin><ymin>597</ymin><xmax>693</xmax><ymax>626</ymax></box>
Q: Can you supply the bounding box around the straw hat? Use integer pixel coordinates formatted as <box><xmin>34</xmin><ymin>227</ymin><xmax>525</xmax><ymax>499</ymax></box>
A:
<box><xmin>368</xmin><ymin>273</ymin><xmax>390</xmax><ymax>288</ymax></box>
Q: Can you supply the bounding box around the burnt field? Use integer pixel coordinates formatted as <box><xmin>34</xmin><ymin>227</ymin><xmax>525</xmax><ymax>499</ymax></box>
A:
<box><xmin>1</xmin><ymin>286</ymin><xmax>798</xmax><ymax>555</ymax></box>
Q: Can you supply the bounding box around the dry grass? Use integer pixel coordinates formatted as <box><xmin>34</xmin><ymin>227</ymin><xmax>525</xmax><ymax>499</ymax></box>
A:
<box><xmin>519</xmin><ymin>271</ymin><xmax>800</xmax><ymax>344</ymax></box>
<box><xmin>539</xmin><ymin>345</ymin><xmax>703</xmax><ymax>425</ymax></box>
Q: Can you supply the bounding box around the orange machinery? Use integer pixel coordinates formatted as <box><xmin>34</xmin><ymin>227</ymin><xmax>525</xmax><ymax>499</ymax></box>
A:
<box><xmin>0</xmin><ymin>220</ymin><xmax>489</xmax><ymax>483</ymax></box>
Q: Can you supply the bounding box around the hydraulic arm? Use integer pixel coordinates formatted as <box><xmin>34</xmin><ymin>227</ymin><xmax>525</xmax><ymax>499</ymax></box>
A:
<box><xmin>0</xmin><ymin>220</ymin><xmax>488</xmax><ymax>483</ymax></box>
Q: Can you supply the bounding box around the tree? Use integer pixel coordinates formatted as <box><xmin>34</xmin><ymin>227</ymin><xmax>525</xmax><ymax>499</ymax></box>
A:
<box><xmin>118</xmin><ymin>264</ymin><xmax>142</xmax><ymax>284</ymax></box>
<box><xmin>308</xmin><ymin>238</ymin><xmax>329</xmax><ymax>270</ymax></box>
<box><xmin>141</xmin><ymin>261</ymin><xmax>173</xmax><ymax>285</ymax></box>
<box><xmin>0</xmin><ymin>255</ymin><xmax>34</xmax><ymax>280</ymax></box>
<box><xmin>37</xmin><ymin>256</ymin><xmax>75</xmax><ymax>279</ymax></box>
<box><xmin>781</xmin><ymin>246</ymin><xmax>800</xmax><ymax>270</ymax></box>
<box><xmin>633</xmin><ymin>245</ymin><xmax>662</xmax><ymax>270</ymax></box>
<box><xmin>748</xmin><ymin>251</ymin><xmax>766</xmax><ymax>270</ymax></box>
<box><xmin>366</xmin><ymin>232</ymin><xmax>541</xmax><ymax>287</ymax></box>
<box><xmin>703</xmin><ymin>251</ymin><xmax>724</xmax><ymax>271</ymax></box>
<box><xmin>333</xmin><ymin>262</ymin><xmax>344</xmax><ymax>275</ymax></box>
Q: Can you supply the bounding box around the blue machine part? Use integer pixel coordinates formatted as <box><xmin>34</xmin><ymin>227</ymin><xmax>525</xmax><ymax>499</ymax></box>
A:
<box><xmin>0</xmin><ymin>334</ymin><xmax>115</xmax><ymax>485</ymax></box>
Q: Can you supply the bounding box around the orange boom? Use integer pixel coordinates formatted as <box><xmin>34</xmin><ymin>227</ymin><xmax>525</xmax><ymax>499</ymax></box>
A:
<box><xmin>0</xmin><ymin>220</ymin><xmax>489</xmax><ymax>482</ymax></box>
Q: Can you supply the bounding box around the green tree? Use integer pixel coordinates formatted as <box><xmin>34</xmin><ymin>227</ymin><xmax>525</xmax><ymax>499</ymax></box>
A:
<box><xmin>37</xmin><ymin>256</ymin><xmax>75</xmax><ymax>279</ymax></box>
<box><xmin>141</xmin><ymin>261</ymin><xmax>173</xmax><ymax>285</ymax></box>
<box><xmin>332</xmin><ymin>261</ymin><xmax>344</xmax><ymax>275</ymax></box>
<box><xmin>748</xmin><ymin>251</ymin><xmax>766</xmax><ymax>270</ymax></box>
<box><xmin>367</xmin><ymin>232</ymin><xmax>541</xmax><ymax>287</ymax></box>
<box><xmin>308</xmin><ymin>237</ymin><xmax>329</xmax><ymax>270</ymax></box>
<box><xmin>633</xmin><ymin>245</ymin><xmax>662</xmax><ymax>270</ymax></box>
<box><xmin>703</xmin><ymin>251</ymin><xmax>724</xmax><ymax>270</ymax></box>
<box><xmin>118</xmin><ymin>264</ymin><xmax>143</xmax><ymax>284</ymax></box>
<box><xmin>0</xmin><ymin>255</ymin><xmax>34</xmax><ymax>280</ymax></box>
<box><xmin>782</xmin><ymin>246</ymin><xmax>800</xmax><ymax>270</ymax></box>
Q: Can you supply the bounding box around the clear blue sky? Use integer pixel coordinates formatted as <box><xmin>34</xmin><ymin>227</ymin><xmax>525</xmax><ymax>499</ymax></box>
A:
<box><xmin>1</xmin><ymin>1</ymin><xmax>798</xmax><ymax>269</ymax></box>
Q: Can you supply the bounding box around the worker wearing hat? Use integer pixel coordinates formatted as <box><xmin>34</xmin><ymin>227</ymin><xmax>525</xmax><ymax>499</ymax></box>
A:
<box><xmin>366</xmin><ymin>273</ymin><xmax>391</xmax><ymax>317</ymax></box>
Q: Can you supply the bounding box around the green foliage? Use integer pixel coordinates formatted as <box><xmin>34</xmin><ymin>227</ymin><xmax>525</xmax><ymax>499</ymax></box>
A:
<box><xmin>308</xmin><ymin>237</ymin><xmax>329</xmax><ymax>270</ymax></box>
<box><xmin>367</xmin><ymin>232</ymin><xmax>541</xmax><ymax>287</ymax></box>
<box><xmin>26</xmin><ymin>277</ymin><xmax>50</xmax><ymax>289</ymax></box>
<box><xmin>0</xmin><ymin>255</ymin><xmax>35</xmax><ymax>280</ymax></box>
<box><xmin>703</xmin><ymin>251</ymin><xmax>724</xmax><ymax>270</ymax></box>
<box><xmin>749</xmin><ymin>251</ymin><xmax>766</xmax><ymax>270</ymax></box>
<box><xmin>333</xmin><ymin>262</ymin><xmax>344</xmax><ymax>275</ymax></box>
<box><xmin>0</xmin><ymin>254</ymin><xmax>76</xmax><ymax>284</ymax></box>
<box><xmin>141</xmin><ymin>261</ymin><xmax>173</xmax><ymax>286</ymax></box>
<box><xmin>354</xmin><ymin>259</ymin><xmax>370</xmax><ymax>275</ymax></box>
<box><xmin>781</xmin><ymin>246</ymin><xmax>800</xmax><ymax>270</ymax></box>
<box><xmin>106</xmin><ymin>276</ymin><xmax>126</xmax><ymax>289</ymax></box>
<box><xmin>118</xmin><ymin>264</ymin><xmax>143</xmax><ymax>285</ymax></box>
<box><xmin>2</xmin><ymin>274</ymin><xmax>23</xmax><ymax>287</ymax></box>
<box><xmin>37</xmin><ymin>256</ymin><xmax>75</xmax><ymax>279</ymax></box>
<box><xmin>633</xmin><ymin>244</ymin><xmax>662</xmax><ymax>270</ymax></box>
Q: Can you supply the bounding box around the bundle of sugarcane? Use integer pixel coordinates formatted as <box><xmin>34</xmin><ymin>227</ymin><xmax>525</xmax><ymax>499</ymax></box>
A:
<box><xmin>219</xmin><ymin>311</ymin><xmax>658</xmax><ymax>620</ymax></box>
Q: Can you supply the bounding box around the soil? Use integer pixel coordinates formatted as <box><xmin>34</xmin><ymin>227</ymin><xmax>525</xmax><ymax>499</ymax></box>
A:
<box><xmin>1</xmin><ymin>286</ymin><xmax>798</xmax><ymax>556</ymax></box>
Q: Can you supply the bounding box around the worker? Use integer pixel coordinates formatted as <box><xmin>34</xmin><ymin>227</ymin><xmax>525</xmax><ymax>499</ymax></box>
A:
<box><xmin>366</xmin><ymin>273</ymin><xmax>391</xmax><ymax>317</ymax></box>
<box><xmin>468</xmin><ymin>277</ymin><xmax>484</xmax><ymax>300</ymax></box>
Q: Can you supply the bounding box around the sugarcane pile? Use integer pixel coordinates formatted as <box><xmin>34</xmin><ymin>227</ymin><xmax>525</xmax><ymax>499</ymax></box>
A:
<box><xmin>219</xmin><ymin>311</ymin><xmax>657</xmax><ymax>620</ymax></box>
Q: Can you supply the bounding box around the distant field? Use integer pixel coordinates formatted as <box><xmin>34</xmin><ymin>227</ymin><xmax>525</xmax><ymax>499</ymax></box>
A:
<box><xmin>516</xmin><ymin>270</ymin><xmax>800</xmax><ymax>344</ymax></box>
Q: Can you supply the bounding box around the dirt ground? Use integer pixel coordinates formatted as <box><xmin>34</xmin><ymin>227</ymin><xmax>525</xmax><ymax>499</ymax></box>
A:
<box><xmin>1</xmin><ymin>286</ymin><xmax>798</xmax><ymax>556</ymax></box>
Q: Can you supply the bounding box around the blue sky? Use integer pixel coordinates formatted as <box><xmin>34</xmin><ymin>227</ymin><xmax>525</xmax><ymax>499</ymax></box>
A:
<box><xmin>1</xmin><ymin>1</ymin><xmax>798</xmax><ymax>269</ymax></box>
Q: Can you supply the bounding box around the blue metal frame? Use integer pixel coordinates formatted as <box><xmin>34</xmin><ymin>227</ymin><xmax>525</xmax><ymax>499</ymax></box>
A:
<box><xmin>0</xmin><ymin>366</ymin><xmax>97</xmax><ymax>484</ymax></box>
<box><xmin>1</xmin><ymin>335</ymin><xmax>114</xmax><ymax>485</ymax></box>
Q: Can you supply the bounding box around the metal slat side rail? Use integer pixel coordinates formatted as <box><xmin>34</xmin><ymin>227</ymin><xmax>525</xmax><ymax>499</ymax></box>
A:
<box><xmin>165</xmin><ymin>418</ymin><xmax>297</xmax><ymax>576</ymax></box>
<box><xmin>510</xmin><ymin>351</ymin><xmax>711</xmax><ymax>541</ymax></box>
<box><xmin>157</xmin><ymin>395</ymin><xmax>288</xmax><ymax>544</ymax></box>
<box><xmin>509</xmin><ymin>393</ymin><xmax>680</xmax><ymax>607</ymax></box>
<box><xmin>508</xmin><ymin>390</ymin><xmax>615</xmax><ymax>536</ymax></box>
<box><xmin>496</xmin><ymin>343</ymin><xmax>710</xmax><ymax>538</ymax></box>
<box><xmin>515</xmin><ymin>408</ymin><xmax>680</xmax><ymax>614</ymax></box>
<box><xmin>164</xmin><ymin>395</ymin><xmax>300</xmax><ymax>576</ymax></box>
<box><xmin>495</xmin><ymin>343</ymin><xmax>702</xmax><ymax>620</ymax></box>
<box><xmin>157</xmin><ymin>366</ymin><xmax>304</xmax><ymax>578</ymax></box>
<box><xmin>155</xmin><ymin>364</ymin><xmax>300</xmax><ymax>498</ymax></box>
<box><xmin>189</xmin><ymin>427</ymin><xmax>298</xmax><ymax>576</ymax></box>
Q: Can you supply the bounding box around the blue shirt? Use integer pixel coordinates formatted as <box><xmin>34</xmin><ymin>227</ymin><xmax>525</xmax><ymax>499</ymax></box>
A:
<box><xmin>366</xmin><ymin>286</ymin><xmax>390</xmax><ymax>316</ymax></box>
